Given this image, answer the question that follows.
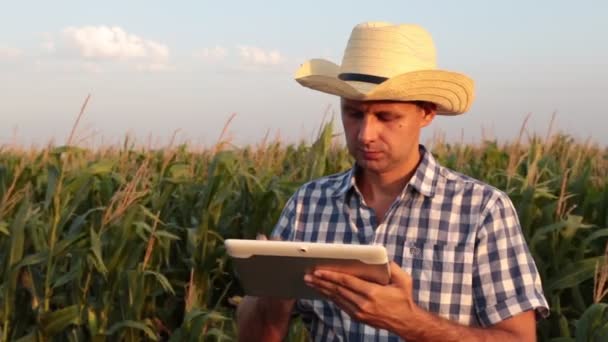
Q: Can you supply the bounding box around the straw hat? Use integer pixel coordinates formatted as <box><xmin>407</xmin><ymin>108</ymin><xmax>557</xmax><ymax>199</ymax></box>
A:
<box><xmin>295</xmin><ymin>22</ymin><xmax>475</xmax><ymax>115</ymax></box>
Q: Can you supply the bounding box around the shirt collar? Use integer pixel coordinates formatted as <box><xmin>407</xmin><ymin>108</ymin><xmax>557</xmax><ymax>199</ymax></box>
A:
<box><xmin>333</xmin><ymin>145</ymin><xmax>440</xmax><ymax>198</ymax></box>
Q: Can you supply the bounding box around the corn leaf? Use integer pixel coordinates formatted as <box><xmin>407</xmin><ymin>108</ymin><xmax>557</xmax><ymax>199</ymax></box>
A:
<box><xmin>548</xmin><ymin>257</ymin><xmax>603</xmax><ymax>291</ymax></box>
<box><xmin>39</xmin><ymin>305</ymin><xmax>81</xmax><ymax>336</ymax></box>
<box><xmin>143</xmin><ymin>270</ymin><xmax>175</xmax><ymax>295</ymax></box>
<box><xmin>0</xmin><ymin>221</ymin><xmax>9</xmax><ymax>236</ymax></box>
<box><xmin>575</xmin><ymin>303</ymin><xmax>608</xmax><ymax>342</ymax></box>
<box><xmin>105</xmin><ymin>320</ymin><xmax>158</xmax><ymax>341</ymax></box>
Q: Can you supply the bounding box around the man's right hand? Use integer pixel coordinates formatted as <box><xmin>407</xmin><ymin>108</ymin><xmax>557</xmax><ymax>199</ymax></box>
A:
<box><xmin>236</xmin><ymin>295</ymin><xmax>296</xmax><ymax>342</ymax></box>
<box><xmin>235</xmin><ymin>234</ymin><xmax>297</xmax><ymax>342</ymax></box>
<box><xmin>257</xmin><ymin>296</ymin><xmax>297</xmax><ymax>316</ymax></box>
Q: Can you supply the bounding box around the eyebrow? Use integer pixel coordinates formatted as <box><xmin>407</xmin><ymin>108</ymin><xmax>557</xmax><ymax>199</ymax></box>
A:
<box><xmin>341</xmin><ymin>104</ymin><xmax>403</xmax><ymax>117</ymax></box>
<box><xmin>342</xmin><ymin>106</ymin><xmax>402</xmax><ymax>117</ymax></box>
<box><xmin>374</xmin><ymin>110</ymin><xmax>398</xmax><ymax>116</ymax></box>
<box><xmin>342</xmin><ymin>104</ymin><xmax>362</xmax><ymax>112</ymax></box>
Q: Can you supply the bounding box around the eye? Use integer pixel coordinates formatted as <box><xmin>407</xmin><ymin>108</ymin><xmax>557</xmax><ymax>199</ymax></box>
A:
<box><xmin>377</xmin><ymin>112</ymin><xmax>397</xmax><ymax>122</ymax></box>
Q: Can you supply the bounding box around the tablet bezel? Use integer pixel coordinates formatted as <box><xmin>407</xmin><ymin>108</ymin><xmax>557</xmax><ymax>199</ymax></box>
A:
<box><xmin>225</xmin><ymin>239</ymin><xmax>391</xmax><ymax>299</ymax></box>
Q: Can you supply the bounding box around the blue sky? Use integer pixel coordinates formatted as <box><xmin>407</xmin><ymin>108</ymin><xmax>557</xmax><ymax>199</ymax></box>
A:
<box><xmin>1</xmin><ymin>0</ymin><xmax>607</xmax><ymax>147</ymax></box>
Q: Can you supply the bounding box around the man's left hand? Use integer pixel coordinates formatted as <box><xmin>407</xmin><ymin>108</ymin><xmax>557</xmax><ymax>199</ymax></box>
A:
<box><xmin>304</xmin><ymin>261</ymin><xmax>421</xmax><ymax>332</ymax></box>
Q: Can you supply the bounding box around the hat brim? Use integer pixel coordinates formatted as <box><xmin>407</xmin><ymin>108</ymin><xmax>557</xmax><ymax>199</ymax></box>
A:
<box><xmin>295</xmin><ymin>59</ymin><xmax>475</xmax><ymax>115</ymax></box>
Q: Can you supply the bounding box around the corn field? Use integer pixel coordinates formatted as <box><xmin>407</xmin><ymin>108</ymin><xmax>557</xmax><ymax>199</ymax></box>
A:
<box><xmin>1</xmin><ymin>121</ymin><xmax>607</xmax><ymax>341</ymax></box>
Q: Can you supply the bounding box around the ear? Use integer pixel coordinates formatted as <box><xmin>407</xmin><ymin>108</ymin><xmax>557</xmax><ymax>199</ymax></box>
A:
<box><xmin>420</xmin><ymin>104</ymin><xmax>436</xmax><ymax>128</ymax></box>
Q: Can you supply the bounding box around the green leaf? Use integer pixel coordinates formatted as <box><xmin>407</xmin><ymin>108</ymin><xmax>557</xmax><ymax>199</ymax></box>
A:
<box><xmin>139</xmin><ymin>205</ymin><xmax>161</xmax><ymax>222</ymax></box>
<box><xmin>8</xmin><ymin>200</ymin><xmax>29</xmax><ymax>268</ymax></box>
<box><xmin>89</xmin><ymin>227</ymin><xmax>107</xmax><ymax>276</ymax></box>
<box><xmin>167</xmin><ymin>163</ymin><xmax>190</xmax><ymax>181</ymax></box>
<box><xmin>105</xmin><ymin>320</ymin><xmax>158</xmax><ymax>341</ymax></box>
<box><xmin>167</xmin><ymin>328</ymin><xmax>185</xmax><ymax>342</ymax></box>
<box><xmin>39</xmin><ymin>305</ymin><xmax>81</xmax><ymax>336</ymax></box>
<box><xmin>87</xmin><ymin>160</ymin><xmax>114</xmax><ymax>175</ymax></box>
<box><xmin>143</xmin><ymin>270</ymin><xmax>175</xmax><ymax>295</ymax></box>
<box><xmin>13</xmin><ymin>251</ymin><xmax>49</xmax><ymax>270</ymax></box>
<box><xmin>548</xmin><ymin>257</ymin><xmax>604</xmax><ymax>291</ymax></box>
<box><xmin>13</xmin><ymin>331</ymin><xmax>38</xmax><ymax>342</ymax></box>
<box><xmin>53</xmin><ymin>232</ymin><xmax>86</xmax><ymax>259</ymax></box>
<box><xmin>183</xmin><ymin>309</ymin><xmax>228</xmax><ymax>324</ymax></box>
<box><xmin>575</xmin><ymin>303</ymin><xmax>608</xmax><ymax>342</ymax></box>
<box><xmin>53</xmin><ymin>265</ymin><xmax>82</xmax><ymax>289</ymax></box>
<box><xmin>86</xmin><ymin>307</ymin><xmax>100</xmax><ymax>335</ymax></box>
<box><xmin>50</xmin><ymin>146</ymin><xmax>86</xmax><ymax>155</ymax></box>
<box><xmin>205</xmin><ymin>327</ymin><xmax>232</xmax><ymax>340</ymax></box>
<box><xmin>0</xmin><ymin>221</ymin><xmax>9</xmax><ymax>236</ymax></box>
<box><xmin>66</xmin><ymin>208</ymin><xmax>103</xmax><ymax>237</ymax></box>
<box><xmin>594</xmin><ymin>322</ymin><xmax>608</xmax><ymax>342</ymax></box>
<box><xmin>182</xmin><ymin>308</ymin><xmax>206</xmax><ymax>324</ymax></box>
<box><xmin>154</xmin><ymin>230</ymin><xmax>180</xmax><ymax>241</ymax></box>
<box><xmin>190</xmin><ymin>314</ymin><xmax>205</xmax><ymax>341</ymax></box>
<box><xmin>582</xmin><ymin>228</ymin><xmax>608</xmax><ymax>250</ymax></box>
<box><xmin>531</xmin><ymin>221</ymin><xmax>566</xmax><ymax>248</ymax></box>
<box><xmin>561</xmin><ymin>215</ymin><xmax>593</xmax><ymax>240</ymax></box>
<box><xmin>560</xmin><ymin>313</ymin><xmax>572</xmax><ymax>338</ymax></box>
<box><xmin>44</xmin><ymin>165</ymin><xmax>59</xmax><ymax>210</ymax></box>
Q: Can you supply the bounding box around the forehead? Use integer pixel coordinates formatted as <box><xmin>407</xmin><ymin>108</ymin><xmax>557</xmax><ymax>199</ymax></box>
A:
<box><xmin>340</xmin><ymin>98</ymin><xmax>419</xmax><ymax>112</ymax></box>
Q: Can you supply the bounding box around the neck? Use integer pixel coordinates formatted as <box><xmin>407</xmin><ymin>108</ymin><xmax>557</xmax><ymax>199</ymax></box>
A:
<box><xmin>356</xmin><ymin>148</ymin><xmax>422</xmax><ymax>201</ymax></box>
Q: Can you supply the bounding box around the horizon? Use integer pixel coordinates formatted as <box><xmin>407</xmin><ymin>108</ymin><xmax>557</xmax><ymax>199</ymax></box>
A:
<box><xmin>2</xmin><ymin>110</ymin><xmax>600</xmax><ymax>152</ymax></box>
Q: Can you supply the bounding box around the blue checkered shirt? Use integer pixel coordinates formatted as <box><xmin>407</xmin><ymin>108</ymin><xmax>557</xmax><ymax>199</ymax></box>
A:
<box><xmin>271</xmin><ymin>145</ymin><xmax>549</xmax><ymax>341</ymax></box>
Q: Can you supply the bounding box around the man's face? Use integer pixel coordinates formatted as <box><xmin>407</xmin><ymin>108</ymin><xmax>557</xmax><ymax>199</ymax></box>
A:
<box><xmin>341</xmin><ymin>98</ymin><xmax>435</xmax><ymax>175</ymax></box>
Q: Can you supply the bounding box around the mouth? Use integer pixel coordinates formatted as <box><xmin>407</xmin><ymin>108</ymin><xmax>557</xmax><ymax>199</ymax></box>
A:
<box><xmin>359</xmin><ymin>149</ymin><xmax>383</xmax><ymax>160</ymax></box>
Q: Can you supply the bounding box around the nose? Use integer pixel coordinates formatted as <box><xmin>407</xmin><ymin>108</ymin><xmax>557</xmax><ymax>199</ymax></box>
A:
<box><xmin>358</xmin><ymin>115</ymin><xmax>377</xmax><ymax>144</ymax></box>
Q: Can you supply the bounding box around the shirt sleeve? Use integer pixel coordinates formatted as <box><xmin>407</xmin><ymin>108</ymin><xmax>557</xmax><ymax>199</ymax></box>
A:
<box><xmin>270</xmin><ymin>193</ymin><xmax>298</xmax><ymax>241</ymax></box>
<box><xmin>473</xmin><ymin>192</ymin><xmax>549</xmax><ymax>326</ymax></box>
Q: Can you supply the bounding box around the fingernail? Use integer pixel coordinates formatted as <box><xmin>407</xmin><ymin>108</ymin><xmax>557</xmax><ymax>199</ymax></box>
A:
<box><xmin>304</xmin><ymin>274</ymin><xmax>312</xmax><ymax>282</ymax></box>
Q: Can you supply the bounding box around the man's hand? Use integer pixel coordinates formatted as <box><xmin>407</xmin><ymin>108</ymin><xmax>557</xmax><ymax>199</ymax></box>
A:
<box><xmin>303</xmin><ymin>261</ymin><xmax>537</xmax><ymax>341</ymax></box>
<box><xmin>236</xmin><ymin>233</ymin><xmax>296</xmax><ymax>342</ymax></box>
<box><xmin>304</xmin><ymin>261</ymin><xmax>420</xmax><ymax>332</ymax></box>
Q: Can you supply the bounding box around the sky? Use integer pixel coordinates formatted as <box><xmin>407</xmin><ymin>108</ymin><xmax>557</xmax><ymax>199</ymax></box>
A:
<box><xmin>1</xmin><ymin>0</ymin><xmax>607</xmax><ymax>148</ymax></box>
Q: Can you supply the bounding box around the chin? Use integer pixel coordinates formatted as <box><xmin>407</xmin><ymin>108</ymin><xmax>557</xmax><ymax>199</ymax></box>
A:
<box><xmin>356</xmin><ymin>159</ymin><xmax>389</xmax><ymax>173</ymax></box>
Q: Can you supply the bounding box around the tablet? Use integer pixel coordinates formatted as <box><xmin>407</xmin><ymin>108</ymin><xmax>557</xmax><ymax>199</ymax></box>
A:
<box><xmin>225</xmin><ymin>239</ymin><xmax>390</xmax><ymax>300</ymax></box>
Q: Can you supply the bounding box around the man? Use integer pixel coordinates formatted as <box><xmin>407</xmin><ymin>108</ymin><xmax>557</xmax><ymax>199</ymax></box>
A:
<box><xmin>237</xmin><ymin>22</ymin><xmax>549</xmax><ymax>341</ymax></box>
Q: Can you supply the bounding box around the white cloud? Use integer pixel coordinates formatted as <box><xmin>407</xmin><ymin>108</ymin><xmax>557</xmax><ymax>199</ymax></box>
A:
<box><xmin>193</xmin><ymin>45</ymin><xmax>289</xmax><ymax>72</ymax></box>
<box><xmin>61</xmin><ymin>26</ymin><xmax>170</xmax><ymax>71</ymax></box>
<box><xmin>196</xmin><ymin>45</ymin><xmax>227</xmax><ymax>62</ymax></box>
<box><xmin>237</xmin><ymin>45</ymin><xmax>283</xmax><ymax>66</ymax></box>
<box><xmin>0</xmin><ymin>46</ymin><xmax>23</xmax><ymax>59</ymax></box>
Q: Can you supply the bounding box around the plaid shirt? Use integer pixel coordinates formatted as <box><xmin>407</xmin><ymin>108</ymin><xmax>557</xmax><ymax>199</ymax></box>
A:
<box><xmin>272</xmin><ymin>145</ymin><xmax>549</xmax><ymax>341</ymax></box>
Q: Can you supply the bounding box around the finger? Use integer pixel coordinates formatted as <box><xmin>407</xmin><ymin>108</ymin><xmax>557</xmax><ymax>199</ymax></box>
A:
<box><xmin>257</xmin><ymin>233</ymin><xmax>282</xmax><ymax>241</ymax></box>
<box><xmin>313</xmin><ymin>283</ymin><xmax>360</xmax><ymax>317</ymax></box>
<box><xmin>305</xmin><ymin>274</ymin><xmax>366</xmax><ymax>313</ymax></box>
<box><xmin>388</xmin><ymin>261</ymin><xmax>411</xmax><ymax>288</ymax></box>
<box><xmin>306</xmin><ymin>274</ymin><xmax>365</xmax><ymax>302</ymax></box>
<box><xmin>313</xmin><ymin>270</ymin><xmax>374</xmax><ymax>298</ymax></box>
<box><xmin>328</xmin><ymin>293</ymin><xmax>362</xmax><ymax>319</ymax></box>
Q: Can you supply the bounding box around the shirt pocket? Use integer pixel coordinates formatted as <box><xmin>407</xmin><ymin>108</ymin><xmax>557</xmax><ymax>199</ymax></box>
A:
<box><xmin>401</xmin><ymin>241</ymin><xmax>475</xmax><ymax>320</ymax></box>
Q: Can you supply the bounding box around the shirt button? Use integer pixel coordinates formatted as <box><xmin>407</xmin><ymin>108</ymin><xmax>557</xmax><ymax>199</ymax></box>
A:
<box><xmin>410</xmin><ymin>246</ymin><xmax>421</xmax><ymax>256</ymax></box>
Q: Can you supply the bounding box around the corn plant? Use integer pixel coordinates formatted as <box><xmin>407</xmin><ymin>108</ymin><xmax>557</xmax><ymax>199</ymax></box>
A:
<box><xmin>0</xmin><ymin>123</ymin><xmax>606</xmax><ymax>341</ymax></box>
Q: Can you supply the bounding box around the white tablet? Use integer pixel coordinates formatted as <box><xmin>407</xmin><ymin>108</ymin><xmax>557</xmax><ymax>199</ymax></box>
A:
<box><xmin>225</xmin><ymin>239</ymin><xmax>390</xmax><ymax>300</ymax></box>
